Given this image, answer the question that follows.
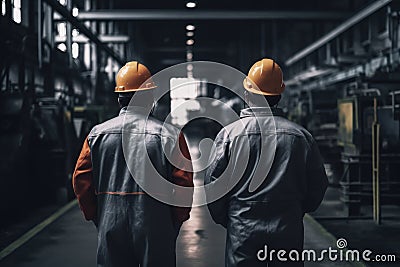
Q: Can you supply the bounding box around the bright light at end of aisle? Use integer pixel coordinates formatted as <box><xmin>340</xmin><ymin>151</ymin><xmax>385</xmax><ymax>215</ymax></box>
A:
<box><xmin>186</xmin><ymin>25</ymin><xmax>195</xmax><ymax>31</ymax></box>
<box><xmin>186</xmin><ymin>2</ymin><xmax>196</xmax><ymax>8</ymax></box>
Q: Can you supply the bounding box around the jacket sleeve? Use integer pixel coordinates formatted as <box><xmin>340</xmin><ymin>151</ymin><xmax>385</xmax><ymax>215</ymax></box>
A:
<box><xmin>204</xmin><ymin>130</ymin><xmax>230</xmax><ymax>228</ymax></box>
<box><xmin>72</xmin><ymin>137</ymin><xmax>97</xmax><ymax>221</ymax></box>
<box><xmin>171</xmin><ymin>132</ymin><xmax>194</xmax><ymax>225</ymax></box>
<box><xmin>303</xmin><ymin>140</ymin><xmax>328</xmax><ymax>213</ymax></box>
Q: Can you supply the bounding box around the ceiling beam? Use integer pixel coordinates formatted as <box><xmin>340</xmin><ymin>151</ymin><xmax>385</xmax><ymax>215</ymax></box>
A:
<box><xmin>55</xmin><ymin>35</ymin><xmax>130</xmax><ymax>43</ymax></box>
<box><xmin>44</xmin><ymin>0</ymin><xmax>124</xmax><ymax>65</ymax></box>
<box><xmin>161</xmin><ymin>59</ymin><xmax>185</xmax><ymax>65</ymax></box>
<box><xmin>76</xmin><ymin>10</ymin><xmax>351</xmax><ymax>21</ymax></box>
<box><xmin>146</xmin><ymin>47</ymin><xmax>228</xmax><ymax>53</ymax></box>
<box><xmin>285</xmin><ymin>0</ymin><xmax>392</xmax><ymax>66</ymax></box>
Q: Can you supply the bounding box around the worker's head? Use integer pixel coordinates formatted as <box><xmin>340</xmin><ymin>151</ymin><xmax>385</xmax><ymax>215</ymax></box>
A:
<box><xmin>243</xmin><ymin>58</ymin><xmax>285</xmax><ymax>107</ymax></box>
<box><xmin>244</xmin><ymin>91</ymin><xmax>281</xmax><ymax>107</ymax></box>
<box><xmin>117</xmin><ymin>90</ymin><xmax>154</xmax><ymax>108</ymax></box>
<box><xmin>115</xmin><ymin>61</ymin><xmax>156</xmax><ymax>108</ymax></box>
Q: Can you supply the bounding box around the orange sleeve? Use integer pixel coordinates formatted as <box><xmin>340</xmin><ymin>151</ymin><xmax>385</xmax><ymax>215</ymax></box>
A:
<box><xmin>72</xmin><ymin>137</ymin><xmax>97</xmax><ymax>221</ymax></box>
<box><xmin>171</xmin><ymin>133</ymin><xmax>194</xmax><ymax>224</ymax></box>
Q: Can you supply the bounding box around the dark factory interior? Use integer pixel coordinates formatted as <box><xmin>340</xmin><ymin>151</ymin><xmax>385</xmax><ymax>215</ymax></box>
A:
<box><xmin>0</xmin><ymin>0</ymin><xmax>400</xmax><ymax>266</ymax></box>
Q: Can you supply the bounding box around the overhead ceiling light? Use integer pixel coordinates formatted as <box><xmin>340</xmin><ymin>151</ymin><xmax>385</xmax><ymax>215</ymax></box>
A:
<box><xmin>57</xmin><ymin>43</ymin><xmax>67</xmax><ymax>52</ymax></box>
<box><xmin>72</xmin><ymin>28</ymin><xmax>79</xmax><ymax>37</ymax></box>
<box><xmin>186</xmin><ymin>31</ymin><xmax>194</xmax><ymax>37</ymax></box>
<box><xmin>186</xmin><ymin>39</ymin><xmax>194</xmax><ymax>46</ymax></box>
<box><xmin>72</xmin><ymin>42</ymin><xmax>79</xmax><ymax>59</ymax></box>
<box><xmin>58</xmin><ymin>0</ymin><xmax>67</xmax><ymax>6</ymax></box>
<box><xmin>186</xmin><ymin>25</ymin><xmax>195</xmax><ymax>31</ymax></box>
<box><xmin>72</xmin><ymin>7</ymin><xmax>79</xmax><ymax>17</ymax></box>
<box><xmin>186</xmin><ymin>2</ymin><xmax>196</xmax><ymax>8</ymax></box>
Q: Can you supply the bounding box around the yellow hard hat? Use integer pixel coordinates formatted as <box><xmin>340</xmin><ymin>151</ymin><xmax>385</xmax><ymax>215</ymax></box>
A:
<box><xmin>114</xmin><ymin>61</ymin><xmax>157</xmax><ymax>93</ymax></box>
<box><xmin>243</xmin><ymin>58</ymin><xmax>285</xmax><ymax>96</ymax></box>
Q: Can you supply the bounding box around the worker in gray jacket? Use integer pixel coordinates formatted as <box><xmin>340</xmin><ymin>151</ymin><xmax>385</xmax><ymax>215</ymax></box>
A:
<box><xmin>73</xmin><ymin>61</ymin><xmax>193</xmax><ymax>267</ymax></box>
<box><xmin>205</xmin><ymin>58</ymin><xmax>328</xmax><ymax>267</ymax></box>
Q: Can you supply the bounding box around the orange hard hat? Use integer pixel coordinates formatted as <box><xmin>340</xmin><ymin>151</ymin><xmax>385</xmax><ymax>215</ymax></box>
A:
<box><xmin>114</xmin><ymin>61</ymin><xmax>157</xmax><ymax>93</ymax></box>
<box><xmin>243</xmin><ymin>58</ymin><xmax>285</xmax><ymax>96</ymax></box>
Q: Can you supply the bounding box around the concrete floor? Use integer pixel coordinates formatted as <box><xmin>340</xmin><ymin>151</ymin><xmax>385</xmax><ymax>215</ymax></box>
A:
<box><xmin>312</xmin><ymin>187</ymin><xmax>400</xmax><ymax>267</ymax></box>
<box><xmin>0</xmin><ymin>202</ymin><xmax>363</xmax><ymax>267</ymax></box>
<box><xmin>0</xmin><ymin>141</ymin><xmax>379</xmax><ymax>267</ymax></box>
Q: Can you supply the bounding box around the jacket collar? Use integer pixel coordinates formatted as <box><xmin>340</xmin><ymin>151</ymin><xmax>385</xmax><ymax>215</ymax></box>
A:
<box><xmin>240</xmin><ymin>107</ymin><xmax>285</xmax><ymax>118</ymax></box>
<box><xmin>119</xmin><ymin>106</ymin><xmax>152</xmax><ymax>116</ymax></box>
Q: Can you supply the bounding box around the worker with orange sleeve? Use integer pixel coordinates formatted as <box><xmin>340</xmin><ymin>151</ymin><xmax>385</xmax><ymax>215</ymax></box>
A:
<box><xmin>73</xmin><ymin>61</ymin><xmax>194</xmax><ymax>267</ymax></box>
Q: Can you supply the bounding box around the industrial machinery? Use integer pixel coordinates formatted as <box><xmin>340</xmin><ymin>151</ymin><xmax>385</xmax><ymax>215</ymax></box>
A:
<box><xmin>287</xmin><ymin>88</ymin><xmax>341</xmax><ymax>184</ymax></box>
<box><xmin>0</xmin><ymin>90</ymin><xmax>80</xmax><ymax>219</ymax></box>
<box><xmin>338</xmin><ymin>86</ymin><xmax>400</xmax><ymax>217</ymax></box>
<box><xmin>0</xmin><ymin>9</ymin><xmax>113</xmax><ymax>223</ymax></box>
<box><xmin>284</xmin><ymin>0</ymin><xmax>400</xmax><ymax>221</ymax></box>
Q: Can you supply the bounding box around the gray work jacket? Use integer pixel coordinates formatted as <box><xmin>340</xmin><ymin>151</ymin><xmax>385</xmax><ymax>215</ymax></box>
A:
<box><xmin>73</xmin><ymin>106</ymin><xmax>193</xmax><ymax>267</ymax></box>
<box><xmin>205</xmin><ymin>107</ymin><xmax>328</xmax><ymax>267</ymax></box>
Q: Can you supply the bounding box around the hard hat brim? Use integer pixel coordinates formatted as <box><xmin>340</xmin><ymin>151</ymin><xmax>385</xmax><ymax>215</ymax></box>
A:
<box><xmin>114</xmin><ymin>85</ymin><xmax>157</xmax><ymax>93</ymax></box>
<box><xmin>243</xmin><ymin>78</ymin><xmax>282</xmax><ymax>96</ymax></box>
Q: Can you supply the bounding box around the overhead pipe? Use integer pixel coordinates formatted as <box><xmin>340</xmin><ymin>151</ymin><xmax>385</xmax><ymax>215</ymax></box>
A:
<box><xmin>76</xmin><ymin>10</ymin><xmax>350</xmax><ymax>21</ymax></box>
<box><xmin>43</xmin><ymin>0</ymin><xmax>124</xmax><ymax>65</ymax></box>
<box><xmin>38</xmin><ymin>0</ymin><xmax>42</xmax><ymax>68</ymax></box>
<box><xmin>55</xmin><ymin>35</ymin><xmax>130</xmax><ymax>43</ymax></box>
<box><xmin>285</xmin><ymin>0</ymin><xmax>393</xmax><ymax>66</ymax></box>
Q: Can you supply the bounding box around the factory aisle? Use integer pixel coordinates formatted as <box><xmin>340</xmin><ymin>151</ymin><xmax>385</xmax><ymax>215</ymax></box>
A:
<box><xmin>0</xmin><ymin>201</ymin><xmax>360</xmax><ymax>267</ymax></box>
<box><xmin>0</xmin><ymin>204</ymin><xmax>97</xmax><ymax>267</ymax></box>
<box><xmin>0</xmin><ymin>139</ymin><xmax>360</xmax><ymax>267</ymax></box>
